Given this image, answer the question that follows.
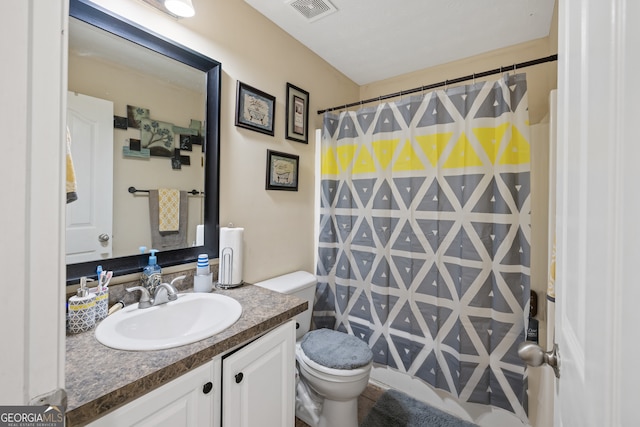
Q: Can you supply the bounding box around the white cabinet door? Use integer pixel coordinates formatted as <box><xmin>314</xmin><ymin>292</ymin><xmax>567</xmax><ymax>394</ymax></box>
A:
<box><xmin>89</xmin><ymin>358</ymin><xmax>220</xmax><ymax>427</ymax></box>
<box><xmin>222</xmin><ymin>320</ymin><xmax>295</xmax><ymax>427</ymax></box>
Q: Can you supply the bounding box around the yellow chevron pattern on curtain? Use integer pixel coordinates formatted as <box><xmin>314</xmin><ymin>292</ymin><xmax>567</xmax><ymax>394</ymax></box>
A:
<box><xmin>321</xmin><ymin>126</ymin><xmax>529</xmax><ymax>174</ymax></box>
<box><xmin>315</xmin><ymin>73</ymin><xmax>532</xmax><ymax>421</ymax></box>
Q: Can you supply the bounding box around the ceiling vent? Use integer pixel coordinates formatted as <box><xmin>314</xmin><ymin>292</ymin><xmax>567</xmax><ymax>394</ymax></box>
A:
<box><xmin>286</xmin><ymin>0</ymin><xmax>337</xmax><ymax>23</ymax></box>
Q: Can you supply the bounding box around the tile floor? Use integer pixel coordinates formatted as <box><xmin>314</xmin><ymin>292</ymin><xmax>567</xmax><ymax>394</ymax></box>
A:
<box><xmin>294</xmin><ymin>383</ymin><xmax>386</xmax><ymax>427</ymax></box>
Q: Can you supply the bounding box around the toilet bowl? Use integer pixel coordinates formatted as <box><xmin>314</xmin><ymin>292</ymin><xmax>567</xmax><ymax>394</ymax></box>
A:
<box><xmin>297</xmin><ymin>358</ymin><xmax>372</xmax><ymax>427</ymax></box>
<box><xmin>296</xmin><ymin>329</ymin><xmax>373</xmax><ymax>427</ymax></box>
<box><xmin>254</xmin><ymin>272</ymin><xmax>373</xmax><ymax>427</ymax></box>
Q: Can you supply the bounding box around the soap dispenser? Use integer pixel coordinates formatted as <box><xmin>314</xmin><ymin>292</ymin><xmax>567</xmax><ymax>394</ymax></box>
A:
<box><xmin>141</xmin><ymin>249</ymin><xmax>162</xmax><ymax>293</ymax></box>
<box><xmin>68</xmin><ymin>277</ymin><xmax>96</xmax><ymax>334</ymax></box>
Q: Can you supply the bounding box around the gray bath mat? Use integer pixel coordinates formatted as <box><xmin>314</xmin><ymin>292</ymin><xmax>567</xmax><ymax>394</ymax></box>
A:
<box><xmin>360</xmin><ymin>389</ymin><xmax>478</xmax><ymax>427</ymax></box>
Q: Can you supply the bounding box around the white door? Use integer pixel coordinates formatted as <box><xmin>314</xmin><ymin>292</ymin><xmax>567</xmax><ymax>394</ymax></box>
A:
<box><xmin>66</xmin><ymin>92</ymin><xmax>113</xmax><ymax>264</ymax></box>
<box><xmin>2</xmin><ymin>0</ymin><xmax>66</xmax><ymax>406</ymax></box>
<box><xmin>554</xmin><ymin>0</ymin><xmax>640</xmax><ymax>425</ymax></box>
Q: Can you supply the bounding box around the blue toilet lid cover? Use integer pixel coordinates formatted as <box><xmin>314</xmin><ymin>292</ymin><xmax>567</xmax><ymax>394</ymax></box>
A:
<box><xmin>300</xmin><ymin>328</ymin><xmax>373</xmax><ymax>370</ymax></box>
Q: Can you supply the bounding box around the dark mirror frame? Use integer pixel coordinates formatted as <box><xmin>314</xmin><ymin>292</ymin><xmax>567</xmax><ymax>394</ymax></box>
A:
<box><xmin>67</xmin><ymin>0</ymin><xmax>220</xmax><ymax>285</ymax></box>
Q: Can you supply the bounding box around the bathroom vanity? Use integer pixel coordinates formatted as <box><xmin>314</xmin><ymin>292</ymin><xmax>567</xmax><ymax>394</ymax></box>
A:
<box><xmin>65</xmin><ymin>284</ymin><xmax>305</xmax><ymax>426</ymax></box>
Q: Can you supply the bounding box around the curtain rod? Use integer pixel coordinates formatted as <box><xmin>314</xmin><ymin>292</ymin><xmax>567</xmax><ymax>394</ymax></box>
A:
<box><xmin>317</xmin><ymin>54</ymin><xmax>558</xmax><ymax>114</ymax></box>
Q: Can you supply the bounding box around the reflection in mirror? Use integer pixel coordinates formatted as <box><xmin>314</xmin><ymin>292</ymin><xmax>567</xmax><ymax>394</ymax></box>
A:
<box><xmin>67</xmin><ymin>0</ymin><xmax>220</xmax><ymax>285</ymax></box>
<box><xmin>68</xmin><ymin>17</ymin><xmax>206</xmax><ymax>261</ymax></box>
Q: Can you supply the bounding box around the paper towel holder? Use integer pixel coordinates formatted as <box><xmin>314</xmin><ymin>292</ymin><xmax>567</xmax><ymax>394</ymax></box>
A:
<box><xmin>216</xmin><ymin>246</ymin><xmax>244</xmax><ymax>289</ymax></box>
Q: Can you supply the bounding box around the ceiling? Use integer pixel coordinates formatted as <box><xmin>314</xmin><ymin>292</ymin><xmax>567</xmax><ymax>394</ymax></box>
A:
<box><xmin>69</xmin><ymin>17</ymin><xmax>205</xmax><ymax>92</ymax></box>
<box><xmin>244</xmin><ymin>0</ymin><xmax>556</xmax><ymax>85</ymax></box>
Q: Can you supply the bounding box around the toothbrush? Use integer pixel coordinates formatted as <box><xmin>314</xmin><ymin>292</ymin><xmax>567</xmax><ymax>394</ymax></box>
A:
<box><xmin>96</xmin><ymin>265</ymin><xmax>104</xmax><ymax>291</ymax></box>
<box><xmin>102</xmin><ymin>271</ymin><xmax>113</xmax><ymax>289</ymax></box>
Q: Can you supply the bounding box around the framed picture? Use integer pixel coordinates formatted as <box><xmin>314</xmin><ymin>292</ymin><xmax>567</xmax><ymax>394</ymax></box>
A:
<box><xmin>179</xmin><ymin>134</ymin><xmax>192</xmax><ymax>151</ymax></box>
<box><xmin>285</xmin><ymin>83</ymin><xmax>309</xmax><ymax>143</ymax></box>
<box><xmin>266</xmin><ymin>150</ymin><xmax>299</xmax><ymax>191</ymax></box>
<box><xmin>172</xmin><ymin>148</ymin><xmax>181</xmax><ymax>169</ymax></box>
<box><xmin>235</xmin><ymin>81</ymin><xmax>276</xmax><ymax>136</ymax></box>
<box><xmin>126</xmin><ymin>105</ymin><xmax>149</xmax><ymax>129</ymax></box>
<box><xmin>113</xmin><ymin>115</ymin><xmax>128</xmax><ymax>129</ymax></box>
<box><xmin>140</xmin><ymin>118</ymin><xmax>174</xmax><ymax>157</ymax></box>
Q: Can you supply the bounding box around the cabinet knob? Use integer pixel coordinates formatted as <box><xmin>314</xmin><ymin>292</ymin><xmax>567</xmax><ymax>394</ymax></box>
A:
<box><xmin>235</xmin><ymin>373</ymin><xmax>244</xmax><ymax>384</ymax></box>
<box><xmin>202</xmin><ymin>381</ymin><xmax>213</xmax><ymax>394</ymax></box>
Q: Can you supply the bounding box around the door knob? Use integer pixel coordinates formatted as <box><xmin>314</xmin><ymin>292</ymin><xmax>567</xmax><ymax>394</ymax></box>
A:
<box><xmin>518</xmin><ymin>341</ymin><xmax>560</xmax><ymax>378</ymax></box>
<box><xmin>235</xmin><ymin>373</ymin><xmax>243</xmax><ymax>384</ymax></box>
<box><xmin>98</xmin><ymin>233</ymin><xmax>110</xmax><ymax>242</ymax></box>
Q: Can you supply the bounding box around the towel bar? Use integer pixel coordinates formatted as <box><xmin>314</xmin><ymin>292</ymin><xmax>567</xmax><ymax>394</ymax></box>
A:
<box><xmin>128</xmin><ymin>186</ymin><xmax>203</xmax><ymax>195</ymax></box>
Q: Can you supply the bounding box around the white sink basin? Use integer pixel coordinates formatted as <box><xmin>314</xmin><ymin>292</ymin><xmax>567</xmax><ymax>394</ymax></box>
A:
<box><xmin>95</xmin><ymin>293</ymin><xmax>242</xmax><ymax>351</ymax></box>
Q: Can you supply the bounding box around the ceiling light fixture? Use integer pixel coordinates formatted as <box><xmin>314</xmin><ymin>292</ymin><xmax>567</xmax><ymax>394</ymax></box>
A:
<box><xmin>164</xmin><ymin>0</ymin><xmax>195</xmax><ymax>17</ymax></box>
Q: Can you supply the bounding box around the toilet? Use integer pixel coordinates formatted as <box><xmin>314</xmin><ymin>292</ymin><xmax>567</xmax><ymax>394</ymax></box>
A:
<box><xmin>254</xmin><ymin>271</ymin><xmax>373</xmax><ymax>427</ymax></box>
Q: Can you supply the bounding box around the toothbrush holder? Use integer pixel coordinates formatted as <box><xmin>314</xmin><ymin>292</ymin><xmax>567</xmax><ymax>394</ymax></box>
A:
<box><xmin>91</xmin><ymin>287</ymin><xmax>109</xmax><ymax>321</ymax></box>
<box><xmin>68</xmin><ymin>294</ymin><xmax>96</xmax><ymax>334</ymax></box>
<box><xmin>194</xmin><ymin>273</ymin><xmax>213</xmax><ymax>293</ymax></box>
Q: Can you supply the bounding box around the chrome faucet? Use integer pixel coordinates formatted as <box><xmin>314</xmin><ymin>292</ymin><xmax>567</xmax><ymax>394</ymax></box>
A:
<box><xmin>126</xmin><ymin>282</ymin><xmax>178</xmax><ymax>309</ymax></box>
<box><xmin>154</xmin><ymin>282</ymin><xmax>179</xmax><ymax>305</ymax></box>
<box><xmin>140</xmin><ymin>272</ymin><xmax>162</xmax><ymax>296</ymax></box>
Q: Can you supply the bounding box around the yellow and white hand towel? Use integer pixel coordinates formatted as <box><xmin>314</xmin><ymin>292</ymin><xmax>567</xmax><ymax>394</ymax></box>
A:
<box><xmin>66</xmin><ymin>126</ymin><xmax>78</xmax><ymax>203</ymax></box>
<box><xmin>158</xmin><ymin>188</ymin><xmax>180</xmax><ymax>232</ymax></box>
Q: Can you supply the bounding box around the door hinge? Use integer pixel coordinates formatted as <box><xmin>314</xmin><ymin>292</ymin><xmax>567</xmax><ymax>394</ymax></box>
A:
<box><xmin>30</xmin><ymin>388</ymin><xmax>67</xmax><ymax>411</ymax></box>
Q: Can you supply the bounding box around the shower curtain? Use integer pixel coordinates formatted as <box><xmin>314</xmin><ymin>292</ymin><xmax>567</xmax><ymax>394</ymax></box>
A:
<box><xmin>314</xmin><ymin>73</ymin><xmax>531</xmax><ymax>419</ymax></box>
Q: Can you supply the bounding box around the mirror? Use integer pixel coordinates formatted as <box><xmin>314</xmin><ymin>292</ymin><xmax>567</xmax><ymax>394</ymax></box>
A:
<box><xmin>67</xmin><ymin>17</ymin><xmax>206</xmax><ymax>262</ymax></box>
<box><xmin>67</xmin><ymin>0</ymin><xmax>220</xmax><ymax>285</ymax></box>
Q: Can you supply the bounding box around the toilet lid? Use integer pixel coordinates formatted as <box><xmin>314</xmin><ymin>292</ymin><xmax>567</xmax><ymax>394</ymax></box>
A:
<box><xmin>300</xmin><ymin>329</ymin><xmax>373</xmax><ymax>370</ymax></box>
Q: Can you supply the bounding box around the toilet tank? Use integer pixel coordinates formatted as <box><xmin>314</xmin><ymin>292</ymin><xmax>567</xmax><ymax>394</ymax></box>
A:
<box><xmin>254</xmin><ymin>271</ymin><xmax>317</xmax><ymax>339</ymax></box>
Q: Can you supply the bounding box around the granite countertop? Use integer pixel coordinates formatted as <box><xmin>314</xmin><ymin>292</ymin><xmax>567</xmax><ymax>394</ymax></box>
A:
<box><xmin>65</xmin><ymin>284</ymin><xmax>306</xmax><ymax>426</ymax></box>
